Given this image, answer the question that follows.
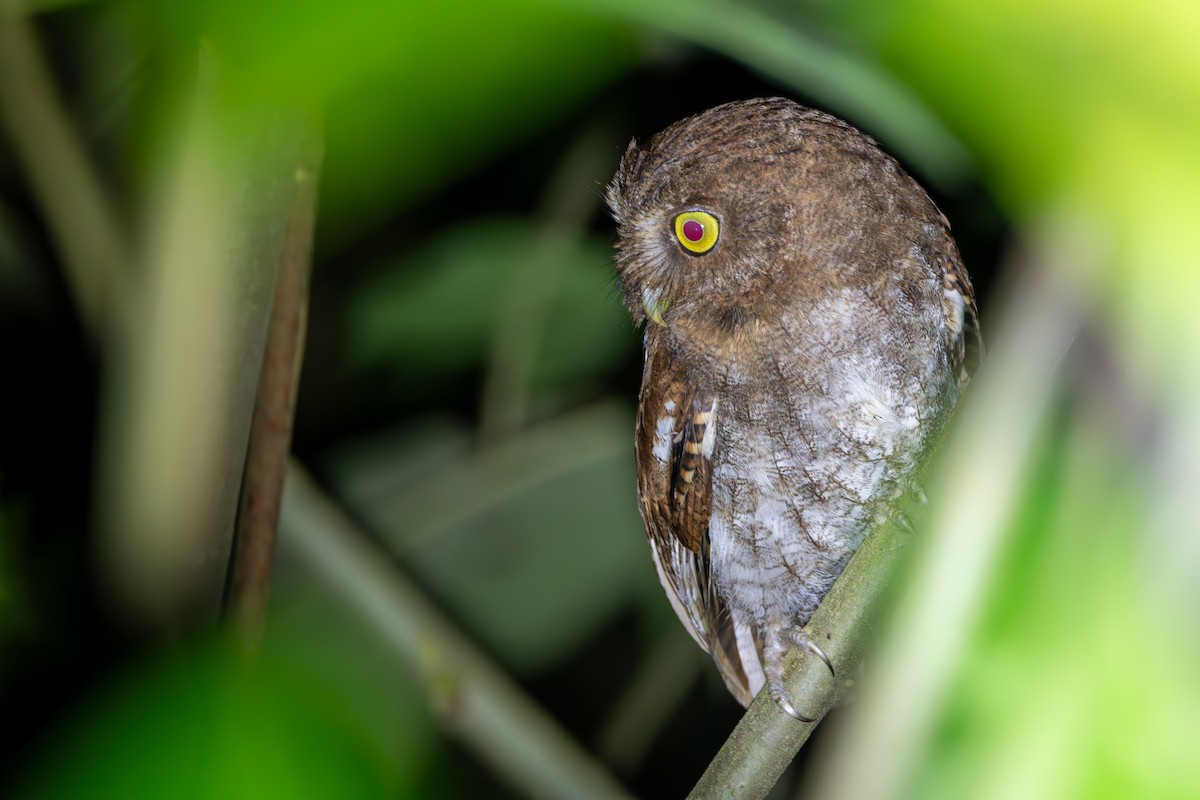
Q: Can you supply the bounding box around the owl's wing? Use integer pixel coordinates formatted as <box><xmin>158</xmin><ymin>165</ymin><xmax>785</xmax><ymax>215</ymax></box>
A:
<box><xmin>635</xmin><ymin>333</ymin><xmax>759</xmax><ymax>706</ymax></box>
<box><xmin>940</xmin><ymin>230</ymin><xmax>982</xmax><ymax>385</ymax></box>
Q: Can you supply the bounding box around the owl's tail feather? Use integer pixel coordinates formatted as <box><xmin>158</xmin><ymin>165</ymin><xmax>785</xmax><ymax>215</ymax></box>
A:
<box><xmin>711</xmin><ymin>612</ymin><xmax>767</xmax><ymax>708</ymax></box>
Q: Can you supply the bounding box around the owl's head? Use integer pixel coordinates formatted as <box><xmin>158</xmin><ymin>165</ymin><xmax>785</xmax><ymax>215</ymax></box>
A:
<box><xmin>607</xmin><ymin>97</ymin><xmax>935</xmax><ymax>339</ymax></box>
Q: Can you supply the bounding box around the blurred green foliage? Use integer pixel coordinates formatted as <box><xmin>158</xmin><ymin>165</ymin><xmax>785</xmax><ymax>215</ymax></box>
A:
<box><xmin>325</xmin><ymin>402</ymin><xmax>651</xmax><ymax>673</ymax></box>
<box><xmin>348</xmin><ymin>219</ymin><xmax>633</xmax><ymax>396</ymax></box>
<box><xmin>130</xmin><ymin>0</ymin><xmax>636</xmax><ymax>244</ymax></box>
<box><xmin>930</xmin><ymin>407</ymin><xmax>1200</xmax><ymax>799</ymax></box>
<box><xmin>20</xmin><ymin>638</ymin><xmax>414</xmax><ymax>799</ymax></box>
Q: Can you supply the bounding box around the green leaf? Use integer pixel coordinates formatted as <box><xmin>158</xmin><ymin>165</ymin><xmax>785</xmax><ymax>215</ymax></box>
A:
<box><xmin>347</xmin><ymin>218</ymin><xmax>633</xmax><ymax>391</ymax></box>
<box><xmin>166</xmin><ymin>0</ymin><xmax>634</xmax><ymax>242</ymax></box>
<box><xmin>19</xmin><ymin>640</ymin><xmax>413</xmax><ymax>799</ymax></box>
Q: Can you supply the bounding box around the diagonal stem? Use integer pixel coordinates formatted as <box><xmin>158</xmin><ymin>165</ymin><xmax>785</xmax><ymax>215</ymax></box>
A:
<box><xmin>279</xmin><ymin>460</ymin><xmax>636</xmax><ymax>800</ymax></box>
<box><xmin>687</xmin><ymin>500</ymin><xmax>911</xmax><ymax>799</ymax></box>
<box><xmin>228</xmin><ymin>120</ymin><xmax>323</xmax><ymax>647</ymax></box>
<box><xmin>0</xmin><ymin>12</ymin><xmax>129</xmax><ymax>340</ymax></box>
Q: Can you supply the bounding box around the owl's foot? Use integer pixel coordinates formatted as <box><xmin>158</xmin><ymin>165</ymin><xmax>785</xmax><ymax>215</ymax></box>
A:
<box><xmin>763</xmin><ymin>628</ymin><xmax>835</xmax><ymax>721</ymax></box>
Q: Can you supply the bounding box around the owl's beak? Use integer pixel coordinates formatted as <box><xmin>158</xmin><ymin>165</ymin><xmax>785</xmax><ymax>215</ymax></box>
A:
<box><xmin>641</xmin><ymin>287</ymin><xmax>670</xmax><ymax>326</ymax></box>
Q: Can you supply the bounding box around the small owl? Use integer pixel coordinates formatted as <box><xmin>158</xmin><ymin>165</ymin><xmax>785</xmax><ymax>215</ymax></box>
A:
<box><xmin>606</xmin><ymin>98</ymin><xmax>979</xmax><ymax>718</ymax></box>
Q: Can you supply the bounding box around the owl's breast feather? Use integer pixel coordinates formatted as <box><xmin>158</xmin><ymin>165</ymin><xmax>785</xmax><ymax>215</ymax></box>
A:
<box><xmin>704</xmin><ymin>337</ymin><xmax>943</xmax><ymax>627</ymax></box>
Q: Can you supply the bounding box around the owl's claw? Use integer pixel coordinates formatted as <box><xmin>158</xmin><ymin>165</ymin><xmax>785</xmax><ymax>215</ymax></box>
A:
<box><xmin>774</xmin><ymin>692</ymin><xmax>812</xmax><ymax>722</ymax></box>
<box><xmin>792</xmin><ymin>632</ymin><xmax>835</xmax><ymax>678</ymax></box>
<box><xmin>763</xmin><ymin>628</ymin><xmax>835</xmax><ymax>721</ymax></box>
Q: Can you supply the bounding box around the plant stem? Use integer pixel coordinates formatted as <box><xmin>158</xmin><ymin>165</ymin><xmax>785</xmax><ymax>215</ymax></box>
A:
<box><xmin>687</xmin><ymin>504</ymin><xmax>909</xmax><ymax>800</ymax></box>
<box><xmin>229</xmin><ymin>120</ymin><xmax>323</xmax><ymax>647</ymax></box>
<box><xmin>279</xmin><ymin>461</ymin><xmax>635</xmax><ymax>800</ymax></box>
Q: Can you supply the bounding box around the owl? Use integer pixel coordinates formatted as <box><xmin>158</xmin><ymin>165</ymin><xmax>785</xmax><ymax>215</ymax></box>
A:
<box><xmin>606</xmin><ymin>98</ymin><xmax>979</xmax><ymax>719</ymax></box>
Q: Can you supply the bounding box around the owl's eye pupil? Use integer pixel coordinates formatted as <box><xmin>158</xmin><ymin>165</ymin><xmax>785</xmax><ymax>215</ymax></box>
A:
<box><xmin>674</xmin><ymin>210</ymin><xmax>720</xmax><ymax>254</ymax></box>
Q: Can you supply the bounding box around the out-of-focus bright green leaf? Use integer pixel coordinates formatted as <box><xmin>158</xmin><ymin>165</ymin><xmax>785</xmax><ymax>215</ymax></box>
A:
<box><xmin>20</xmin><ymin>641</ymin><xmax>408</xmax><ymax>799</ymax></box>
<box><xmin>839</xmin><ymin>0</ymin><xmax>1200</xmax><ymax>384</ymax></box>
<box><xmin>348</xmin><ymin>218</ymin><xmax>633</xmax><ymax>393</ymax></box>
<box><xmin>266</xmin><ymin>573</ymin><xmax>439</xmax><ymax>787</ymax></box>
<box><xmin>577</xmin><ymin>0</ymin><xmax>971</xmax><ymax>188</ymax></box>
<box><xmin>123</xmin><ymin>0</ymin><xmax>635</xmax><ymax>243</ymax></box>
<box><xmin>923</xmin><ymin>407</ymin><xmax>1200</xmax><ymax>800</ymax></box>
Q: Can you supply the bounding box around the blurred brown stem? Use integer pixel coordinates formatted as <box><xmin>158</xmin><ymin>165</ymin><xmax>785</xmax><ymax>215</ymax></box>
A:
<box><xmin>229</xmin><ymin>130</ymin><xmax>323</xmax><ymax>646</ymax></box>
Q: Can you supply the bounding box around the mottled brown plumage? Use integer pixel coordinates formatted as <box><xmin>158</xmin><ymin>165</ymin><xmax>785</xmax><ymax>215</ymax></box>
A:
<box><xmin>607</xmin><ymin>98</ymin><xmax>979</xmax><ymax>717</ymax></box>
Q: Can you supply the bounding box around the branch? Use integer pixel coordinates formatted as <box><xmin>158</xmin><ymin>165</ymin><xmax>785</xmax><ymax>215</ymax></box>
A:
<box><xmin>279</xmin><ymin>461</ymin><xmax>635</xmax><ymax>800</ymax></box>
<box><xmin>95</xmin><ymin>79</ymin><xmax>317</xmax><ymax>623</ymax></box>
<box><xmin>691</xmin><ymin>260</ymin><xmax>1079</xmax><ymax>800</ymax></box>
<box><xmin>687</xmin><ymin>504</ymin><xmax>911</xmax><ymax>800</ymax></box>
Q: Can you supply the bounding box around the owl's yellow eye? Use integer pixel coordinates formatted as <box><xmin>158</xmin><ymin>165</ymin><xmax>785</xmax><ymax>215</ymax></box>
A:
<box><xmin>674</xmin><ymin>211</ymin><xmax>719</xmax><ymax>254</ymax></box>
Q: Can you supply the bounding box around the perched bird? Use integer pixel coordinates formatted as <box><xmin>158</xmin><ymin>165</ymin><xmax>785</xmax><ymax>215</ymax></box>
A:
<box><xmin>606</xmin><ymin>98</ymin><xmax>979</xmax><ymax>718</ymax></box>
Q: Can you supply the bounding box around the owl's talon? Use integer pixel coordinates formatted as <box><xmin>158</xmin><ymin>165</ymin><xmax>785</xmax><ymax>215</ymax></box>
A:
<box><xmin>792</xmin><ymin>634</ymin><xmax>835</xmax><ymax>678</ymax></box>
<box><xmin>773</xmin><ymin>692</ymin><xmax>814</xmax><ymax>722</ymax></box>
<box><xmin>763</xmin><ymin>629</ymin><xmax>831</xmax><ymax>721</ymax></box>
<box><xmin>780</xmin><ymin>628</ymin><xmax>834</xmax><ymax>678</ymax></box>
